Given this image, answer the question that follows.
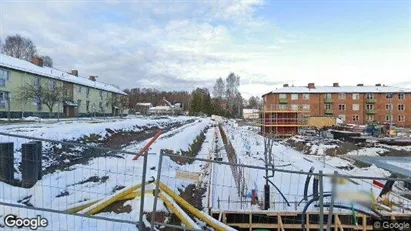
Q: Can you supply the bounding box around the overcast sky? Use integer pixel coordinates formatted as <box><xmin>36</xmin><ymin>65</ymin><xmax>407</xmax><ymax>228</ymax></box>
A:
<box><xmin>1</xmin><ymin>0</ymin><xmax>410</xmax><ymax>98</ymax></box>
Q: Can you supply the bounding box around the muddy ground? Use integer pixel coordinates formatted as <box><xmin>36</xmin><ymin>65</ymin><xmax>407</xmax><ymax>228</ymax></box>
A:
<box><xmin>39</xmin><ymin>119</ymin><xmax>196</xmax><ymax>175</ymax></box>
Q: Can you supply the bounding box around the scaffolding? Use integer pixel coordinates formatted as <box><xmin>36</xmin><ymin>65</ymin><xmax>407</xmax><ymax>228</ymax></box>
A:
<box><xmin>257</xmin><ymin>104</ymin><xmax>310</xmax><ymax>138</ymax></box>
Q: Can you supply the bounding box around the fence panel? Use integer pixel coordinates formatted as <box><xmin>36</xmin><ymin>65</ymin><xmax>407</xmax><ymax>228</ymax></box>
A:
<box><xmin>0</xmin><ymin>132</ymin><xmax>145</xmax><ymax>230</ymax></box>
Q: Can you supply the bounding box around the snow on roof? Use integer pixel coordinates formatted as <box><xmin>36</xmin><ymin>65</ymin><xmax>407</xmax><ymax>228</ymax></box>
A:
<box><xmin>136</xmin><ymin>103</ymin><xmax>152</xmax><ymax>106</ymax></box>
<box><xmin>149</xmin><ymin>106</ymin><xmax>171</xmax><ymax>110</ymax></box>
<box><xmin>0</xmin><ymin>53</ymin><xmax>126</xmax><ymax>95</ymax></box>
<box><xmin>266</xmin><ymin>85</ymin><xmax>411</xmax><ymax>94</ymax></box>
<box><xmin>243</xmin><ymin>109</ymin><xmax>259</xmax><ymax>114</ymax></box>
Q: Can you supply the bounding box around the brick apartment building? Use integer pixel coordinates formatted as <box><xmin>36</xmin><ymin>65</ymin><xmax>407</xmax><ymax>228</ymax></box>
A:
<box><xmin>262</xmin><ymin>83</ymin><xmax>411</xmax><ymax>128</ymax></box>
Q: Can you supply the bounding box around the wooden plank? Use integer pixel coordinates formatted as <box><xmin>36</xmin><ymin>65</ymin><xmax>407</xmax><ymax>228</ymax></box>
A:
<box><xmin>249</xmin><ymin>213</ymin><xmax>252</xmax><ymax>231</ymax></box>
<box><xmin>306</xmin><ymin>213</ymin><xmax>310</xmax><ymax>231</ymax></box>
<box><xmin>278</xmin><ymin>215</ymin><xmax>284</xmax><ymax>231</ymax></box>
<box><xmin>362</xmin><ymin>215</ymin><xmax>366</xmax><ymax>231</ymax></box>
<box><xmin>335</xmin><ymin>215</ymin><xmax>343</xmax><ymax>231</ymax></box>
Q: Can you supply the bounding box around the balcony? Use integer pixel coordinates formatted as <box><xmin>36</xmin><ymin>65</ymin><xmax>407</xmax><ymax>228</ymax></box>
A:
<box><xmin>325</xmin><ymin>109</ymin><xmax>334</xmax><ymax>115</ymax></box>
<box><xmin>279</xmin><ymin>98</ymin><xmax>288</xmax><ymax>104</ymax></box>
<box><xmin>366</xmin><ymin>98</ymin><xmax>377</xmax><ymax>104</ymax></box>
<box><xmin>324</xmin><ymin>98</ymin><xmax>333</xmax><ymax>104</ymax></box>
<box><xmin>366</xmin><ymin>109</ymin><xmax>377</xmax><ymax>114</ymax></box>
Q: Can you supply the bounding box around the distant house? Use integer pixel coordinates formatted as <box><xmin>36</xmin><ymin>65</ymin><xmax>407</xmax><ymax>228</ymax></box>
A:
<box><xmin>243</xmin><ymin>109</ymin><xmax>259</xmax><ymax>120</ymax></box>
<box><xmin>135</xmin><ymin>102</ymin><xmax>152</xmax><ymax>115</ymax></box>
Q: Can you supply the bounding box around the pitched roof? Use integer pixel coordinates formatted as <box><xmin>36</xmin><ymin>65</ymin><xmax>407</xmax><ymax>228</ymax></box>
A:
<box><xmin>264</xmin><ymin>85</ymin><xmax>411</xmax><ymax>95</ymax></box>
<box><xmin>0</xmin><ymin>53</ymin><xmax>126</xmax><ymax>95</ymax></box>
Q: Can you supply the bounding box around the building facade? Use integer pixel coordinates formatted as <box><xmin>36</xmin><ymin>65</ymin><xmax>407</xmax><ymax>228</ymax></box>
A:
<box><xmin>0</xmin><ymin>54</ymin><xmax>128</xmax><ymax>118</ymax></box>
<box><xmin>262</xmin><ymin>83</ymin><xmax>411</xmax><ymax>127</ymax></box>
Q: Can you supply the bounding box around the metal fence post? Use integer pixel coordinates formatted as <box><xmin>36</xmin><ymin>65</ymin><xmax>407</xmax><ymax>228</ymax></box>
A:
<box><xmin>21</xmin><ymin>142</ymin><xmax>38</xmax><ymax>188</ymax></box>
<box><xmin>319</xmin><ymin>170</ymin><xmax>324</xmax><ymax>231</ymax></box>
<box><xmin>150</xmin><ymin>150</ymin><xmax>164</xmax><ymax>231</ymax></box>
<box><xmin>139</xmin><ymin>151</ymin><xmax>149</xmax><ymax>231</ymax></box>
<box><xmin>0</xmin><ymin>142</ymin><xmax>14</xmax><ymax>183</ymax></box>
<box><xmin>326</xmin><ymin>171</ymin><xmax>337</xmax><ymax>231</ymax></box>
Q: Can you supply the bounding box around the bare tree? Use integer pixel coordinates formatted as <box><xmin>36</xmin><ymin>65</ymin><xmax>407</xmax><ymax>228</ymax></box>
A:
<box><xmin>17</xmin><ymin>78</ymin><xmax>65</xmax><ymax>117</ymax></box>
<box><xmin>2</xmin><ymin>34</ymin><xmax>37</xmax><ymax>61</ymax></box>
<box><xmin>41</xmin><ymin>55</ymin><xmax>53</xmax><ymax>67</ymax></box>
<box><xmin>213</xmin><ymin>77</ymin><xmax>225</xmax><ymax>99</ymax></box>
<box><xmin>109</xmin><ymin>94</ymin><xmax>129</xmax><ymax>117</ymax></box>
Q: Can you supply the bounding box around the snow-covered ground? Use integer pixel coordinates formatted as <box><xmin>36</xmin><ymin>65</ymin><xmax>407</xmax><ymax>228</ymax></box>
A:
<box><xmin>2</xmin><ymin>117</ymin><xmax>411</xmax><ymax>230</ymax></box>
<box><xmin>216</xmin><ymin>122</ymin><xmax>411</xmax><ymax>213</ymax></box>
<box><xmin>0</xmin><ymin>116</ymin><xmax>212</xmax><ymax>230</ymax></box>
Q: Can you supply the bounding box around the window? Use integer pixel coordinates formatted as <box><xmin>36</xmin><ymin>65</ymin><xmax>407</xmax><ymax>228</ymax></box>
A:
<box><xmin>0</xmin><ymin>69</ymin><xmax>10</xmax><ymax>86</ymax></box>
<box><xmin>338</xmin><ymin>93</ymin><xmax>346</xmax><ymax>100</ymax></box>
<box><xmin>367</xmin><ymin>115</ymin><xmax>374</xmax><ymax>121</ymax></box>
<box><xmin>399</xmin><ymin>93</ymin><xmax>405</xmax><ymax>100</ymax></box>
<box><xmin>86</xmin><ymin>101</ymin><xmax>90</xmax><ymax>112</ymax></box>
<box><xmin>302</xmin><ymin>104</ymin><xmax>310</xmax><ymax>110</ymax></box>
<box><xmin>325</xmin><ymin>93</ymin><xmax>332</xmax><ymax>99</ymax></box>
<box><xmin>78</xmin><ymin>86</ymin><xmax>82</xmax><ymax>93</ymax></box>
<box><xmin>398</xmin><ymin>115</ymin><xmax>405</xmax><ymax>122</ymax></box>
<box><xmin>386</xmin><ymin>115</ymin><xmax>393</xmax><ymax>121</ymax></box>
<box><xmin>366</xmin><ymin>104</ymin><xmax>375</xmax><ymax>110</ymax></box>
<box><xmin>279</xmin><ymin>104</ymin><xmax>287</xmax><ymax>110</ymax></box>
<box><xmin>303</xmin><ymin>93</ymin><xmax>310</xmax><ymax>100</ymax></box>
<box><xmin>77</xmin><ymin>100</ymin><xmax>81</xmax><ymax>107</ymax></box>
<box><xmin>352</xmin><ymin>115</ymin><xmax>359</xmax><ymax>121</ymax></box>
<box><xmin>86</xmin><ymin>88</ymin><xmax>90</xmax><ymax>98</ymax></box>
<box><xmin>352</xmin><ymin>93</ymin><xmax>359</xmax><ymax>100</ymax></box>
<box><xmin>386</xmin><ymin>104</ymin><xmax>393</xmax><ymax>110</ymax></box>
<box><xmin>352</xmin><ymin>104</ymin><xmax>359</xmax><ymax>111</ymax></box>
<box><xmin>106</xmin><ymin>102</ymin><xmax>109</xmax><ymax>108</ymax></box>
<box><xmin>366</xmin><ymin>93</ymin><xmax>374</xmax><ymax>99</ymax></box>
<box><xmin>325</xmin><ymin>104</ymin><xmax>332</xmax><ymax>110</ymax></box>
<box><xmin>34</xmin><ymin>78</ymin><xmax>40</xmax><ymax>89</ymax></box>
<box><xmin>338</xmin><ymin>104</ymin><xmax>346</xmax><ymax>111</ymax></box>
<box><xmin>48</xmin><ymin>80</ymin><xmax>55</xmax><ymax>89</ymax></box>
<box><xmin>386</xmin><ymin>93</ymin><xmax>393</xmax><ymax>99</ymax></box>
<box><xmin>398</xmin><ymin>104</ymin><xmax>405</xmax><ymax>111</ymax></box>
<box><xmin>338</xmin><ymin>115</ymin><xmax>346</xmax><ymax>122</ymax></box>
<box><xmin>291</xmin><ymin>94</ymin><xmax>298</xmax><ymax>100</ymax></box>
<box><xmin>279</xmin><ymin>93</ymin><xmax>286</xmax><ymax>99</ymax></box>
<box><xmin>291</xmin><ymin>104</ymin><xmax>298</xmax><ymax>111</ymax></box>
<box><xmin>0</xmin><ymin>92</ymin><xmax>9</xmax><ymax>108</ymax></box>
<box><xmin>99</xmin><ymin>102</ymin><xmax>103</xmax><ymax>108</ymax></box>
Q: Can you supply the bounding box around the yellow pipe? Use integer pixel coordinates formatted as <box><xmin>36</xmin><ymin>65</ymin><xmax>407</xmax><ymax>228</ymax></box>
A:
<box><xmin>82</xmin><ymin>182</ymin><xmax>144</xmax><ymax>215</ymax></box>
<box><xmin>120</xmin><ymin>191</ymin><xmax>153</xmax><ymax>201</ymax></box>
<box><xmin>65</xmin><ymin>200</ymin><xmax>100</xmax><ymax>214</ymax></box>
<box><xmin>159</xmin><ymin>182</ymin><xmax>233</xmax><ymax>231</ymax></box>
<box><xmin>158</xmin><ymin>193</ymin><xmax>199</xmax><ymax>230</ymax></box>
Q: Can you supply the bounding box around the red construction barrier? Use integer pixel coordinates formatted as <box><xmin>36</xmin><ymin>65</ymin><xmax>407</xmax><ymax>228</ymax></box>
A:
<box><xmin>373</xmin><ymin>179</ymin><xmax>384</xmax><ymax>188</ymax></box>
<box><xmin>133</xmin><ymin>130</ymin><xmax>162</xmax><ymax>160</ymax></box>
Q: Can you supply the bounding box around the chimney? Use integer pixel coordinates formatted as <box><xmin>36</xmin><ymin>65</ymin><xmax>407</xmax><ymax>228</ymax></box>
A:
<box><xmin>71</xmin><ymin>70</ymin><xmax>78</xmax><ymax>77</ymax></box>
<box><xmin>333</xmin><ymin>82</ymin><xmax>339</xmax><ymax>87</ymax></box>
<box><xmin>357</xmin><ymin>83</ymin><xmax>364</xmax><ymax>86</ymax></box>
<box><xmin>283</xmin><ymin>84</ymin><xmax>289</xmax><ymax>87</ymax></box>
<box><xmin>32</xmin><ymin>57</ymin><xmax>43</xmax><ymax>67</ymax></box>
<box><xmin>307</xmin><ymin>83</ymin><xmax>315</xmax><ymax>89</ymax></box>
<box><xmin>89</xmin><ymin>76</ymin><xmax>96</xmax><ymax>81</ymax></box>
<box><xmin>375</xmin><ymin>83</ymin><xmax>381</xmax><ymax>87</ymax></box>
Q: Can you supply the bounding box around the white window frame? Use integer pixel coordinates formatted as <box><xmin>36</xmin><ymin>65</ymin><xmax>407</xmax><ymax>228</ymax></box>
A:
<box><xmin>366</xmin><ymin>104</ymin><xmax>375</xmax><ymax>110</ymax></box>
<box><xmin>399</xmin><ymin>93</ymin><xmax>405</xmax><ymax>100</ymax></box>
<box><xmin>338</xmin><ymin>115</ymin><xmax>346</xmax><ymax>122</ymax></box>
<box><xmin>366</xmin><ymin>93</ymin><xmax>374</xmax><ymax>99</ymax></box>
<box><xmin>386</xmin><ymin>115</ymin><xmax>393</xmax><ymax>121</ymax></box>
<box><xmin>302</xmin><ymin>93</ymin><xmax>310</xmax><ymax>100</ymax></box>
<box><xmin>325</xmin><ymin>104</ymin><xmax>332</xmax><ymax>110</ymax></box>
<box><xmin>398</xmin><ymin>104</ymin><xmax>405</xmax><ymax>111</ymax></box>
<box><xmin>367</xmin><ymin>115</ymin><xmax>374</xmax><ymax>121</ymax></box>
<box><xmin>352</xmin><ymin>104</ymin><xmax>359</xmax><ymax>111</ymax></box>
<box><xmin>352</xmin><ymin>93</ymin><xmax>359</xmax><ymax>100</ymax></box>
<box><xmin>398</xmin><ymin>115</ymin><xmax>405</xmax><ymax>122</ymax></box>
<box><xmin>338</xmin><ymin>104</ymin><xmax>346</xmax><ymax>111</ymax></box>
<box><xmin>291</xmin><ymin>94</ymin><xmax>298</xmax><ymax>100</ymax></box>
<box><xmin>291</xmin><ymin>104</ymin><xmax>298</xmax><ymax>111</ymax></box>
<box><xmin>386</xmin><ymin>104</ymin><xmax>393</xmax><ymax>110</ymax></box>
<box><xmin>302</xmin><ymin>104</ymin><xmax>310</xmax><ymax>110</ymax></box>
<box><xmin>279</xmin><ymin>93</ymin><xmax>286</xmax><ymax>99</ymax></box>
<box><xmin>338</xmin><ymin>93</ymin><xmax>346</xmax><ymax>100</ymax></box>
<box><xmin>352</xmin><ymin>115</ymin><xmax>359</xmax><ymax>121</ymax></box>
<box><xmin>325</xmin><ymin>93</ymin><xmax>332</xmax><ymax>99</ymax></box>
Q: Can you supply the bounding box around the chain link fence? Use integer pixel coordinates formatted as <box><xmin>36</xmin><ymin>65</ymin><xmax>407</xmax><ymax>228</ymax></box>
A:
<box><xmin>151</xmin><ymin>150</ymin><xmax>411</xmax><ymax>230</ymax></box>
<box><xmin>0</xmin><ymin>132</ymin><xmax>150</xmax><ymax>230</ymax></box>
